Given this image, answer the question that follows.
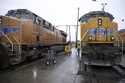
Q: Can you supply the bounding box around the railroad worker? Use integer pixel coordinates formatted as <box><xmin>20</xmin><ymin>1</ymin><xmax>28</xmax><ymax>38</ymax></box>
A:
<box><xmin>65</xmin><ymin>45</ymin><xmax>69</xmax><ymax>55</ymax></box>
<box><xmin>77</xmin><ymin>44</ymin><xmax>80</xmax><ymax>56</ymax></box>
<box><xmin>65</xmin><ymin>45</ymin><xmax>71</xmax><ymax>56</ymax></box>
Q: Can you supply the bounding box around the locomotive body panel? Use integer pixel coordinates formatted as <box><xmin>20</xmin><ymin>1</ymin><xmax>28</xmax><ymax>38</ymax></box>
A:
<box><xmin>80</xmin><ymin>17</ymin><xmax>118</xmax><ymax>44</ymax></box>
<box><xmin>0</xmin><ymin>16</ymin><xmax>66</xmax><ymax>46</ymax></box>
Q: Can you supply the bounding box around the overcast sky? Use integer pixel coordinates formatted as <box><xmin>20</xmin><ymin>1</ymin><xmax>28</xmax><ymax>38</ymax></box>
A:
<box><xmin>0</xmin><ymin>0</ymin><xmax>125</xmax><ymax>41</ymax></box>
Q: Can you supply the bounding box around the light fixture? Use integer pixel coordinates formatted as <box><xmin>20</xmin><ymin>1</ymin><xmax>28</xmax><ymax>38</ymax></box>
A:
<box><xmin>98</xmin><ymin>18</ymin><xmax>102</xmax><ymax>26</ymax></box>
<box><xmin>111</xmin><ymin>36</ymin><xmax>115</xmax><ymax>40</ymax></box>
<box><xmin>89</xmin><ymin>36</ymin><xmax>92</xmax><ymax>40</ymax></box>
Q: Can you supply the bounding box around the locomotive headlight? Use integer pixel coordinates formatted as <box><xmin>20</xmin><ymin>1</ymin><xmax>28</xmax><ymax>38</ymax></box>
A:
<box><xmin>98</xmin><ymin>18</ymin><xmax>102</xmax><ymax>26</ymax></box>
<box><xmin>111</xmin><ymin>36</ymin><xmax>115</xmax><ymax>40</ymax></box>
<box><xmin>88</xmin><ymin>36</ymin><xmax>92</xmax><ymax>40</ymax></box>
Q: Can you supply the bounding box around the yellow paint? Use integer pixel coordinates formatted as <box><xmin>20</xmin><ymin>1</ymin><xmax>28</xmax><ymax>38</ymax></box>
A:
<box><xmin>80</xmin><ymin>17</ymin><xmax>118</xmax><ymax>44</ymax></box>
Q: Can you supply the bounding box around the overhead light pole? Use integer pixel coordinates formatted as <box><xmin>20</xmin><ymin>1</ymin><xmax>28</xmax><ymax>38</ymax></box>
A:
<box><xmin>76</xmin><ymin>8</ymin><xmax>80</xmax><ymax>48</ymax></box>
<box><xmin>121</xmin><ymin>19</ymin><xmax>124</xmax><ymax>57</ymax></box>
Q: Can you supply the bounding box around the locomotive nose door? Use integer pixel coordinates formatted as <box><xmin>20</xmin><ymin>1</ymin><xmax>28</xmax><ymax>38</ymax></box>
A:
<box><xmin>96</xmin><ymin>28</ymin><xmax>106</xmax><ymax>41</ymax></box>
<box><xmin>88</xmin><ymin>29</ymin><xmax>96</xmax><ymax>41</ymax></box>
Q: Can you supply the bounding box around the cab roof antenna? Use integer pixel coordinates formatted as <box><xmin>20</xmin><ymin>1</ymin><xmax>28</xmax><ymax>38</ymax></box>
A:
<box><xmin>101</xmin><ymin>3</ymin><xmax>107</xmax><ymax>11</ymax></box>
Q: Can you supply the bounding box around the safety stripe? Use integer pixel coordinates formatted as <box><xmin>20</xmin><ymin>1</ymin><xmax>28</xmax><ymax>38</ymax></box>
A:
<box><xmin>0</xmin><ymin>27</ymin><xmax>19</xmax><ymax>36</ymax></box>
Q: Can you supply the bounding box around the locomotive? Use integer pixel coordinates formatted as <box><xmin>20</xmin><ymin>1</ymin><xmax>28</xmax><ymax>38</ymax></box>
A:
<box><xmin>119</xmin><ymin>29</ymin><xmax>125</xmax><ymax>52</ymax></box>
<box><xmin>79</xmin><ymin>11</ymin><xmax>122</xmax><ymax>71</ymax></box>
<box><xmin>119</xmin><ymin>29</ymin><xmax>125</xmax><ymax>43</ymax></box>
<box><xmin>0</xmin><ymin>9</ymin><xmax>67</xmax><ymax>69</ymax></box>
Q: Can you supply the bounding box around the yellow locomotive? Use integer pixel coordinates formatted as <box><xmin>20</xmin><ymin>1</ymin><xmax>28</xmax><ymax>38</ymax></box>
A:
<box><xmin>0</xmin><ymin>9</ymin><xmax>67</xmax><ymax>68</ymax></box>
<box><xmin>79</xmin><ymin>11</ymin><xmax>121</xmax><ymax>71</ymax></box>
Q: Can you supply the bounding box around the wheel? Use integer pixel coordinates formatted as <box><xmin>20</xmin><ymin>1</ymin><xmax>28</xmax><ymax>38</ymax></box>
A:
<box><xmin>84</xmin><ymin>64</ymin><xmax>87</xmax><ymax>72</ymax></box>
<box><xmin>78</xmin><ymin>60</ymin><xmax>88</xmax><ymax>74</ymax></box>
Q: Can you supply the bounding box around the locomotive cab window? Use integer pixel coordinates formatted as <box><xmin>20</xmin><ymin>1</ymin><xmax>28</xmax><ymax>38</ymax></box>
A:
<box><xmin>52</xmin><ymin>26</ymin><xmax>55</xmax><ymax>31</ymax></box>
<box><xmin>43</xmin><ymin>20</ymin><xmax>45</xmax><ymax>25</ymax></box>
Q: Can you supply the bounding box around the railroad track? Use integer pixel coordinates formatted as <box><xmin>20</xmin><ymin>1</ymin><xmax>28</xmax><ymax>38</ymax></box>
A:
<box><xmin>112</xmin><ymin>65</ymin><xmax>125</xmax><ymax>77</ymax></box>
<box><xmin>0</xmin><ymin>56</ymin><xmax>43</xmax><ymax>72</ymax></box>
<box><xmin>78</xmin><ymin>64</ymin><xmax>125</xmax><ymax>79</ymax></box>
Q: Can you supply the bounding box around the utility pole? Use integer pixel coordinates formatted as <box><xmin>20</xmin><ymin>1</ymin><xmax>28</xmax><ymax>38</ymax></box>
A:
<box><xmin>76</xmin><ymin>8</ymin><xmax>80</xmax><ymax>48</ymax></box>
<box><xmin>68</xmin><ymin>26</ymin><xmax>71</xmax><ymax>49</ymax></box>
<box><xmin>66</xmin><ymin>25</ymin><xmax>68</xmax><ymax>34</ymax></box>
<box><xmin>69</xmin><ymin>26</ymin><xmax>71</xmax><ymax>42</ymax></box>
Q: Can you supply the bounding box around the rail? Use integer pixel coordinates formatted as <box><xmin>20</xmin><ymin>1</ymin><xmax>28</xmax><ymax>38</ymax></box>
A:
<box><xmin>113</xmin><ymin>65</ymin><xmax>125</xmax><ymax>77</ymax></box>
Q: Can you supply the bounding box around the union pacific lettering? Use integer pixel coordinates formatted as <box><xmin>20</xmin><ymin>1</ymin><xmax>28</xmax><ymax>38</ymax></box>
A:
<box><xmin>0</xmin><ymin>27</ymin><xmax>19</xmax><ymax>36</ymax></box>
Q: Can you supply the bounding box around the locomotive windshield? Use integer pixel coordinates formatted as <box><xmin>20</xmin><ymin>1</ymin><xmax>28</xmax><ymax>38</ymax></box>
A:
<box><xmin>79</xmin><ymin>11</ymin><xmax>114</xmax><ymax>23</ymax></box>
<box><xmin>6</xmin><ymin>9</ymin><xmax>33</xmax><ymax>19</ymax></box>
<box><xmin>5</xmin><ymin>9</ymin><xmax>45</xmax><ymax>23</ymax></box>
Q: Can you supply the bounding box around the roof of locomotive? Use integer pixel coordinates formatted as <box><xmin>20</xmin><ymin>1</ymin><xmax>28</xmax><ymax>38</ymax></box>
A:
<box><xmin>6</xmin><ymin>9</ymin><xmax>45</xmax><ymax>20</ymax></box>
<box><xmin>5</xmin><ymin>9</ymin><xmax>52</xmax><ymax>24</ymax></box>
<box><xmin>5</xmin><ymin>9</ymin><xmax>56</xmax><ymax>29</ymax></box>
<box><xmin>79</xmin><ymin>11</ymin><xmax>114</xmax><ymax>22</ymax></box>
<box><xmin>119</xmin><ymin>29</ymin><xmax>125</xmax><ymax>33</ymax></box>
<box><xmin>60</xmin><ymin>30</ymin><xmax>67</xmax><ymax>37</ymax></box>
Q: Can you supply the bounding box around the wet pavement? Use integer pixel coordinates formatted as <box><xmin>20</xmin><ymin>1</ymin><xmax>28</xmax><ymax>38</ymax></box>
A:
<box><xmin>121</xmin><ymin>54</ymin><xmax>125</xmax><ymax>67</ymax></box>
<box><xmin>0</xmin><ymin>48</ymin><xmax>125</xmax><ymax>83</ymax></box>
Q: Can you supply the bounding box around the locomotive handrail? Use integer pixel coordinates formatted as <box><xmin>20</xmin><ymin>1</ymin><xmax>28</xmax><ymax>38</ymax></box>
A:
<box><xmin>1</xmin><ymin>32</ymin><xmax>14</xmax><ymax>51</ymax></box>
<box><xmin>122</xmin><ymin>40</ymin><xmax>124</xmax><ymax>57</ymax></box>
<box><xmin>13</xmin><ymin>36</ymin><xmax>20</xmax><ymax>44</ymax></box>
<box><xmin>13</xmin><ymin>36</ymin><xmax>22</xmax><ymax>56</ymax></box>
<box><xmin>81</xmin><ymin>30</ymin><xmax>88</xmax><ymax>42</ymax></box>
<box><xmin>112</xmin><ymin>31</ymin><xmax>124</xmax><ymax>56</ymax></box>
<box><xmin>113</xmin><ymin>31</ymin><xmax>123</xmax><ymax>46</ymax></box>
